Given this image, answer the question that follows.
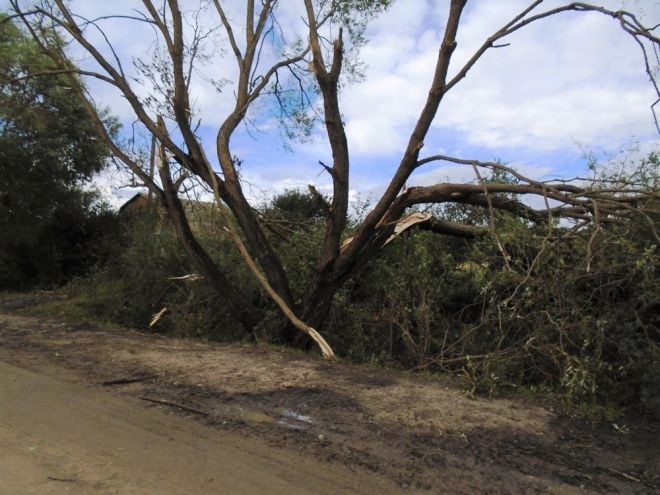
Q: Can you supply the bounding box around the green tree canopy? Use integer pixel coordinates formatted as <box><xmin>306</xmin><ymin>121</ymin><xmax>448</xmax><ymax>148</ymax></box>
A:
<box><xmin>0</xmin><ymin>14</ymin><xmax>117</xmax><ymax>289</ymax></box>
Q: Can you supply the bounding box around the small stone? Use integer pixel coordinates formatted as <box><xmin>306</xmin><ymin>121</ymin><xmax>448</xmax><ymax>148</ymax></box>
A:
<box><xmin>318</xmin><ymin>434</ymin><xmax>325</xmax><ymax>442</ymax></box>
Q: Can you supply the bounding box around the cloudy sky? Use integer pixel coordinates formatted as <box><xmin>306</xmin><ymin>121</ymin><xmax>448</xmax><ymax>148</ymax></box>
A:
<box><xmin>6</xmin><ymin>0</ymin><xmax>659</xmax><ymax>207</ymax></box>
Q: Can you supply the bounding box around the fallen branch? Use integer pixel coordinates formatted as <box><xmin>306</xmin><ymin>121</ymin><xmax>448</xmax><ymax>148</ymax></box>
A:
<box><xmin>139</xmin><ymin>396</ymin><xmax>209</xmax><ymax>416</ymax></box>
<box><xmin>198</xmin><ymin>139</ymin><xmax>336</xmax><ymax>360</ymax></box>
<box><xmin>606</xmin><ymin>467</ymin><xmax>641</xmax><ymax>483</ymax></box>
<box><xmin>47</xmin><ymin>476</ymin><xmax>77</xmax><ymax>482</ymax></box>
<box><xmin>101</xmin><ymin>374</ymin><xmax>158</xmax><ymax>386</ymax></box>
<box><xmin>221</xmin><ymin>224</ymin><xmax>336</xmax><ymax>360</ymax></box>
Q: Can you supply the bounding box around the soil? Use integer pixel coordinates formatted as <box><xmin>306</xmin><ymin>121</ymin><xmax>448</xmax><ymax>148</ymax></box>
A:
<box><xmin>0</xmin><ymin>300</ymin><xmax>658</xmax><ymax>494</ymax></box>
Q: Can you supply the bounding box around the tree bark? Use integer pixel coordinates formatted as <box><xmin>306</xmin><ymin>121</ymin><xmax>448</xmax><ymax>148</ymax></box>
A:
<box><xmin>13</xmin><ymin>0</ymin><xmax>658</xmax><ymax>354</ymax></box>
<box><xmin>156</xmin><ymin>131</ymin><xmax>258</xmax><ymax>333</ymax></box>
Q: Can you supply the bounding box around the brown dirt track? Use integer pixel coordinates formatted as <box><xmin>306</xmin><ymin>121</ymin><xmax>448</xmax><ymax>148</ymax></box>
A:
<box><xmin>0</xmin><ymin>304</ymin><xmax>658</xmax><ymax>494</ymax></box>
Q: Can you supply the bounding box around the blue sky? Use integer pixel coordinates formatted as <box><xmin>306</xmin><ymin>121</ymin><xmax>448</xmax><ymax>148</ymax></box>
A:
<box><xmin>6</xmin><ymin>0</ymin><xmax>659</xmax><ymax>207</ymax></box>
<box><xmin>225</xmin><ymin>0</ymin><xmax>659</xmax><ymax>206</ymax></box>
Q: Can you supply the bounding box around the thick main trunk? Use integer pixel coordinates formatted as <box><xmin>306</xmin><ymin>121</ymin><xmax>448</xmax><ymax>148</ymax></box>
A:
<box><xmin>300</xmin><ymin>287</ymin><xmax>337</xmax><ymax>331</ymax></box>
<box><xmin>157</xmin><ymin>154</ymin><xmax>259</xmax><ymax>333</ymax></box>
<box><xmin>166</xmin><ymin>200</ymin><xmax>259</xmax><ymax>332</ymax></box>
<box><xmin>276</xmin><ymin>281</ymin><xmax>338</xmax><ymax>348</ymax></box>
<box><xmin>299</xmin><ymin>274</ymin><xmax>343</xmax><ymax>331</ymax></box>
<box><xmin>216</xmin><ymin>127</ymin><xmax>295</xmax><ymax>309</ymax></box>
<box><xmin>295</xmin><ymin>228</ymin><xmax>398</xmax><ymax>339</ymax></box>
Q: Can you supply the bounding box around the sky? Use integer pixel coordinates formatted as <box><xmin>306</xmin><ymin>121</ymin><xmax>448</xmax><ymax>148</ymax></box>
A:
<box><xmin>5</xmin><ymin>0</ymin><xmax>660</xmax><ymax>208</ymax></box>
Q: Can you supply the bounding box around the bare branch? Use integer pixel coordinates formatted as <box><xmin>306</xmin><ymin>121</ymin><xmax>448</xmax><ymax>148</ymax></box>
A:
<box><xmin>344</xmin><ymin>0</ymin><xmax>468</xmax><ymax>261</ymax></box>
<box><xmin>416</xmin><ymin>154</ymin><xmax>583</xmax><ymax>194</ymax></box>
<box><xmin>212</xmin><ymin>0</ymin><xmax>243</xmax><ymax>63</ymax></box>
<box><xmin>246</xmin><ymin>48</ymin><xmax>310</xmax><ymax>106</ymax></box>
<box><xmin>9</xmin><ymin>68</ymin><xmax>116</xmax><ymax>85</ymax></box>
<box><xmin>418</xmin><ymin>219</ymin><xmax>487</xmax><ymax>238</ymax></box>
<box><xmin>471</xmin><ymin>163</ymin><xmax>513</xmax><ymax>271</ymax></box>
<box><xmin>18</xmin><ymin>0</ymin><xmax>191</xmax><ymax>164</ymax></box>
<box><xmin>141</xmin><ymin>0</ymin><xmax>174</xmax><ymax>53</ymax></box>
<box><xmin>443</xmin><ymin>2</ymin><xmax>660</xmax><ymax>130</ymax></box>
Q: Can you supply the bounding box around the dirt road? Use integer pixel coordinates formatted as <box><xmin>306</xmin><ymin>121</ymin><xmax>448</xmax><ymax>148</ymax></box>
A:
<box><xmin>0</xmin><ymin>360</ymin><xmax>398</xmax><ymax>494</ymax></box>
<box><xmin>0</xmin><ymin>311</ymin><xmax>658</xmax><ymax>494</ymax></box>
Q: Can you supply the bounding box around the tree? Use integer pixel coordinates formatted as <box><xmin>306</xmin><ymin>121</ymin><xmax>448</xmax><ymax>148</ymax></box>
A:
<box><xmin>7</xmin><ymin>1</ymin><xmax>659</xmax><ymax>356</ymax></box>
<box><xmin>0</xmin><ymin>13</ymin><xmax>117</xmax><ymax>289</ymax></box>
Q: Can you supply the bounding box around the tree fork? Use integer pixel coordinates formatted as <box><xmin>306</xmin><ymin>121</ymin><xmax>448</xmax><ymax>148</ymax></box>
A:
<box><xmin>155</xmin><ymin>122</ymin><xmax>259</xmax><ymax>333</ymax></box>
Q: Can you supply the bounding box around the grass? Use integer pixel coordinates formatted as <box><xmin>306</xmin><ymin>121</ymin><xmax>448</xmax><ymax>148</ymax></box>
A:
<box><xmin>1</xmin><ymin>288</ymin><xmax>99</xmax><ymax>323</ymax></box>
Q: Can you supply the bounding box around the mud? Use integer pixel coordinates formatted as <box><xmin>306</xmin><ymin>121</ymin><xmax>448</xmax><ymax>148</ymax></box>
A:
<box><xmin>0</xmin><ymin>310</ymin><xmax>658</xmax><ymax>494</ymax></box>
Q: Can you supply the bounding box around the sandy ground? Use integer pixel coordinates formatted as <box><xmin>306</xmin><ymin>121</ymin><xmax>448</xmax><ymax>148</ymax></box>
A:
<box><xmin>0</xmin><ymin>361</ymin><xmax>399</xmax><ymax>494</ymax></box>
<box><xmin>0</xmin><ymin>309</ymin><xmax>658</xmax><ymax>494</ymax></box>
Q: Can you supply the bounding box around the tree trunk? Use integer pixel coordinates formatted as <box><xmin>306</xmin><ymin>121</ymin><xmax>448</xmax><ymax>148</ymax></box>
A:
<box><xmin>273</xmin><ymin>273</ymin><xmax>340</xmax><ymax>346</ymax></box>
<box><xmin>170</xmin><ymin>210</ymin><xmax>259</xmax><ymax>332</ymax></box>
<box><xmin>299</xmin><ymin>274</ymin><xmax>344</xmax><ymax>330</ymax></box>
<box><xmin>296</xmin><ymin>228</ymin><xmax>398</xmax><ymax>338</ymax></box>
<box><xmin>156</xmin><ymin>152</ymin><xmax>259</xmax><ymax>333</ymax></box>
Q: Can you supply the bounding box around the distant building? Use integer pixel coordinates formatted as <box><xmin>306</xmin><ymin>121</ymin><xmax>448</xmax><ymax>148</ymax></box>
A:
<box><xmin>118</xmin><ymin>192</ymin><xmax>153</xmax><ymax>215</ymax></box>
<box><xmin>118</xmin><ymin>192</ymin><xmax>229</xmax><ymax>233</ymax></box>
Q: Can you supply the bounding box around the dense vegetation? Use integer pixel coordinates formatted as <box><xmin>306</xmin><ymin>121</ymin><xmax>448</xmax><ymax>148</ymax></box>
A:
<box><xmin>0</xmin><ymin>15</ymin><xmax>118</xmax><ymax>289</ymax></box>
<box><xmin>72</xmin><ymin>161</ymin><xmax>659</xmax><ymax>416</ymax></box>
<box><xmin>1</xmin><ymin>5</ymin><xmax>657</xmax><ymax>417</ymax></box>
<box><xmin>11</xmin><ymin>1</ymin><xmax>658</xmax><ymax>365</ymax></box>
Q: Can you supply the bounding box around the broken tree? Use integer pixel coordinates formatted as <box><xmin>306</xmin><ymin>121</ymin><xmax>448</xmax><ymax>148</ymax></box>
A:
<box><xmin>8</xmin><ymin>0</ymin><xmax>659</xmax><ymax>357</ymax></box>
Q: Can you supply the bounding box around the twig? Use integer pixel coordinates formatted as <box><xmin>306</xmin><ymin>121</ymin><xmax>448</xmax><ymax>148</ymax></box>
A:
<box><xmin>101</xmin><ymin>374</ymin><xmax>158</xmax><ymax>386</ymax></box>
<box><xmin>139</xmin><ymin>396</ymin><xmax>209</xmax><ymax>416</ymax></box>
<box><xmin>472</xmin><ymin>163</ymin><xmax>513</xmax><ymax>272</ymax></box>
<box><xmin>606</xmin><ymin>467</ymin><xmax>641</xmax><ymax>483</ymax></box>
<box><xmin>47</xmin><ymin>476</ymin><xmax>77</xmax><ymax>482</ymax></box>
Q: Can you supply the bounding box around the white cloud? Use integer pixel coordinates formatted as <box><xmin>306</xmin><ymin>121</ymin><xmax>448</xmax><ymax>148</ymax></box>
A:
<box><xmin>5</xmin><ymin>0</ymin><xmax>658</xmax><ymax>203</ymax></box>
<box><xmin>433</xmin><ymin>2</ymin><xmax>657</xmax><ymax>151</ymax></box>
<box><xmin>338</xmin><ymin>0</ymin><xmax>659</xmax><ymax>160</ymax></box>
<box><xmin>87</xmin><ymin>164</ymin><xmax>142</xmax><ymax>210</ymax></box>
<box><xmin>410</xmin><ymin>161</ymin><xmax>554</xmax><ymax>188</ymax></box>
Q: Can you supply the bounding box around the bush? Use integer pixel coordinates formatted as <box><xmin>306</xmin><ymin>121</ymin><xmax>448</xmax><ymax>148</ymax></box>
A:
<box><xmin>77</xmin><ymin>206</ymin><xmax>255</xmax><ymax>342</ymax></box>
<box><xmin>317</xmin><ymin>203</ymin><xmax>658</xmax><ymax>413</ymax></box>
<box><xmin>0</xmin><ymin>194</ymin><xmax>120</xmax><ymax>290</ymax></box>
<box><xmin>73</xmin><ymin>186</ymin><xmax>658</xmax><ymax>414</ymax></box>
<box><xmin>473</xmin><ymin>221</ymin><xmax>660</xmax><ymax>412</ymax></box>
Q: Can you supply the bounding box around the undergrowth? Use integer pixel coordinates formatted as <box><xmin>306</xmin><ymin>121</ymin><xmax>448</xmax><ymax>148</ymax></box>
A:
<box><xmin>5</xmin><ymin>177</ymin><xmax>657</xmax><ymax>418</ymax></box>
